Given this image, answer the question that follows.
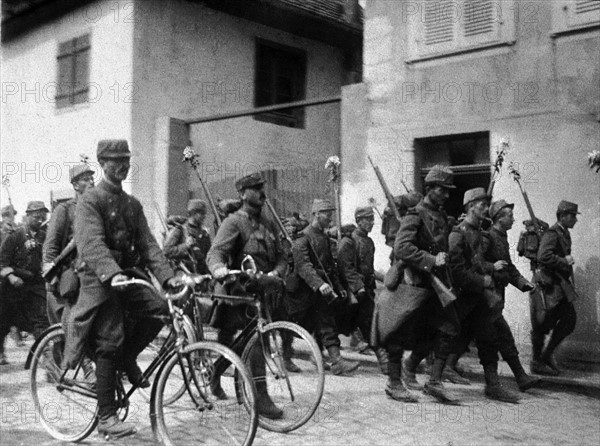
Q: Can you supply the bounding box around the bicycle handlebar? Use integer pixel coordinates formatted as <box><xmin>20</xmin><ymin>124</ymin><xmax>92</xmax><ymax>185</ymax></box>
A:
<box><xmin>111</xmin><ymin>273</ymin><xmax>213</xmax><ymax>301</ymax></box>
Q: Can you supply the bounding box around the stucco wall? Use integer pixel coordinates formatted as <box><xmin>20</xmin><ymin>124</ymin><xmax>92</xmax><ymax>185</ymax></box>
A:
<box><xmin>342</xmin><ymin>0</ymin><xmax>600</xmax><ymax>358</ymax></box>
<box><xmin>1</xmin><ymin>0</ymin><xmax>135</xmax><ymax>212</ymax></box>
<box><xmin>131</xmin><ymin>0</ymin><xmax>345</xmax><ymax>228</ymax></box>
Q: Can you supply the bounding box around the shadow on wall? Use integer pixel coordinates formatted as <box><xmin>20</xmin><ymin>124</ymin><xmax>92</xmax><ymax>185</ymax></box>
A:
<box><xmin>564</xmin><ymin>256</ymin><xmax>600</xmax><ymax>362</ymax></box>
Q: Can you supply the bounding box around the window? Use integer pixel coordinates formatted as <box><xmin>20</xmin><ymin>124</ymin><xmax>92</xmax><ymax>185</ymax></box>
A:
<box><xmin>415</xmin><ymin>132</ymin><xmax>490</xmax><ymax>218</ymax></box>
<box><xmin>254</xmin><ymin>39</ymin><xmax>307</xmax><ymax>128</ymax></box>
<box><xmin>407</xmin><ymin>0</ymin><xmax>515</xmax><ymax>62</ymax></box>
<box><xmin>552</xmin><ymin>0</ymin><xmax>600</xmax><ymax>35</ymax></box>
<box><xmin>56</xmin><ymin>34</ymin><xmax>90</xmax><ymax>108</ymax></box>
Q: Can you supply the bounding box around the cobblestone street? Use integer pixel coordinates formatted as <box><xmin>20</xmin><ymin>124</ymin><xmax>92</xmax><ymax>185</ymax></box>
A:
<box><xmin>1</xmin><ymin>337</ymin><xmax>599</xmax><ymax>446</ymax></box>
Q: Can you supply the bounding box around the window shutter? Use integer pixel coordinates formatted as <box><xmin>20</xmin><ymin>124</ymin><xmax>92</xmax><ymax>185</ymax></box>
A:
<box><xmin>553</xmin><ymin>0</ymin><xmax>600</xmax><ymax>33</ymax></box>
<box><xmin>412</xmin><ymin>0</ymin><xmax>457</xmax><ymax>57</ymax></box>
<box><xmin>462</xmin><ymin>0</ymin><xmax>499</xmax><ymax>46</ymax></box>
<box><xmin>567</xmin><ymin>0</ymin><xmax>600</xmax><ymax>28</ymax></box>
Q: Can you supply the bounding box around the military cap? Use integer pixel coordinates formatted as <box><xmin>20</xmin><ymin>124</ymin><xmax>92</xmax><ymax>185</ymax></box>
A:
<box><xmin>235</xmin><ymin>173</ymin><xmax>265</xmax><ymax>192</ymax></box>
<box><xmin>557</xmin><ymin>200</ymin><xmax>580</xmax><ymax>215</ymax></box>
<box><xmin>69</xmin><ymin>164</ymin><xmax>95</xmax><ymax>182</ymax></box>
<box><xmin>311</xmin><ymin>198</ymin><xmax>336</xmax><ymax>214</ymax></box>
<box><xmin>1</xmin><ymin>205</ymin><xmax>16</xmax><ymax>217</ymax></box>
<box><xmin>97</xmin><ymin>139</ymin><xmax>131</xmax><ymax>160</ymax></box>
<box><xmin>187</xmin><ymin>199</ymin><xmax>207</xmax><ymax>214</ymax></box>
<box><xmin>355</xmin><ymin>206</ymin><xmax>374</xmax><ymax>219</ymax></box>
<box><xmin>25</xmin><ymin>201</ymin><xmax>49</xmax><ymax>214</ymax></box>
<box><xmin>424</xmin><ymin>165</ymin><xmax>456</xmax><ymax>189</ymax></box>
<box><xmin>463</xmin><ymin>187</ymin><xmax>489</xmax><ymax>206</ymax></box>
<box><xmin>489</xmin><ymin>199</ymin><xmax>514</xmax><ymax>220</ymax></box>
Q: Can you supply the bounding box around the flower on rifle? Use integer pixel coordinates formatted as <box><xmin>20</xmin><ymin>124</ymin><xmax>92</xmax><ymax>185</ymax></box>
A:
<box><xmin>182</xmin><ymin>146</ymin><xmax>201</xmax><ymax>168</ymax></box>
<box><xmin>589</xmin><ymin>150</ymin><xmax>600</xmax><ymax>173</ymax></box>
<box><xmin>325</xmin><ymin>156</ymin><xmax>341</xmax><ymax>183</ymax></box>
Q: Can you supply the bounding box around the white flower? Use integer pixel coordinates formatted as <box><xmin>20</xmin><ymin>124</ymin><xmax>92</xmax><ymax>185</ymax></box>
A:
<box><xmin>325</xmin><ymin>156</ymin><xmax>341</xmax><ymax>170</ymax></box>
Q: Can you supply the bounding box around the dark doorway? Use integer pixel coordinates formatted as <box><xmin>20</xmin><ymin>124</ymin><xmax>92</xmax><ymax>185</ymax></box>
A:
<box><xmin>414</xmin><ymin>132</ymin><xmax>490</xmax><ymax>219</ymax></box>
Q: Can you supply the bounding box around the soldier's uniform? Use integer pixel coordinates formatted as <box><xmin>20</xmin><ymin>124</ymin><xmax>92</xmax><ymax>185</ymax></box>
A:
<box><xmin>0</xmin><ymin>201</ymin><xmax>49</xmax><ymax>362</ymax></box>
<box><xmin>206</xmin><ymin>173</ymin><xmax>287</xmax><ymax>419</ymax></box>
<box><xmin>530</xmin><ymin>200</ymin><xmax>579</xmax><ymax>375</ymax></box>
<box><xmin>43</xmin><ymin>164</ymin><xmax>95</xmax><ymax>324</ymax></box>
<box><xmin>163</xmin><ymin>199</ymin><xmax>211</xmax><ymax>274</ymax></box>
<box><xmin>480</xmin><ymin>200</ymin><xmax>539</xmax><ymax>391</ymax></box>
<box><xmin>337</xmin><ymin>207</ymin><xmax>388</xmax><ymax>372</ymax></box>
<box><xmin>392</xmin><ymin>166</ymin><xmax>457</xmax><ymax>402</ymax></box>
<box><xmin>449</xmin><ymin>188</ymin><xmax>520</xmax><ymax>403</ymax></box>
<box><xmin>287</xmin><ymin>200</ymin><xmax>345</xmax><ymax>350</ymax></box>
<box><xmin>63</xmin><ymin>140</ymin><xmax>172</xmax><ymax>432</ymax></box>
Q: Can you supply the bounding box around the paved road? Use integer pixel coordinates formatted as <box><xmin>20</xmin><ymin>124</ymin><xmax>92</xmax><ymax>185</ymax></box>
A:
<box><xmin>1</xmin><ymin>337</ymin><xmax>599</xmax><ymax>446</ymax></box>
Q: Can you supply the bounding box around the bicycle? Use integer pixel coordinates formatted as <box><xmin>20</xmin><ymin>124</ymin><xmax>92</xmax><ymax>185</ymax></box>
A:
<box><xmin>196</xmin><ymin>255</ymin><xmax>325</xmax><ymax>433</ymax></box>
<box><xmin>27</xmin><ymin>272</ymin><xmax>258</xmax><ymax>445</ymax></box>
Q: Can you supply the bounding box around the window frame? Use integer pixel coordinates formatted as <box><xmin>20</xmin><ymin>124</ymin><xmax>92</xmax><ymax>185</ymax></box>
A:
<box><xmin>406</xmin><ymin>0</ymin><xmax>516</xmax><ymax>63</ymax></box>
<box><xmin>56</xmin><ymin>33</ymin><xmax>91</xmax><ymax>109</ymax></box>
<box><xmin>253</xmin><ymin>38</ymin><xmax>307</xmax><ymax>128</ymax></box>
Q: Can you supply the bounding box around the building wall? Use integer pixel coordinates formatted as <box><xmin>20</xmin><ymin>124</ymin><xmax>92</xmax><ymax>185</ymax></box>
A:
<box><xmin>131</xmin><ymin>0</ymin><xmax>346</xmax><ymax>231</ymax></box>
<box><xmin>342</xmin><ymin>0</ymin><xmax>600</xmax><ymax>358</ymax></box>
<box><xmin>1</xmin><ymin>0</ymin><xmax>135</xmax><ymax>212</ymax></box>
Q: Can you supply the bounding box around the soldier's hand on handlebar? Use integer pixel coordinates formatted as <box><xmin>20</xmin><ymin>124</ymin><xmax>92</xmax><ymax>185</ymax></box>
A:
<box><xmin>493</xmin><ymin>260</ymin><xmax>508</xmax><ymax>271</ymax></box>
<box><xmin>435</xmin><ymin>253</ymin><xmax>448</xmax><ymax>267</ymax></box>
<box><xmin>318</xmin><ymin>283</ymin><xmax>334</xmax><ymax>297</ymax></box>
<box><xmin>185</xmin><ymin>236</ymin><xmax>195</xmax><ymax>248</ymax></box>
<box><xmin>213</xmin><ymin>266</ymin><xmax>230</xmax><ymax>280</ymax></box>
<box><xmin>565</xmin><ymin>255</ymin><xmax>575</xmax><ymax>265</ymax></box>
<box><xmin>111</xmin><ymin>273</ymin><xmax>130</xmax><ymax>288</ymax></box>
<box><xmin>165</xmin><ymin>276</ymin><xmax>185</xmax><ymax>290</ymax></box>
<box><xmin>8</xmin><ymin>274</ymin><xmax>24</xmax><ymax>288</ymax></box>
<box><xmin>523</xmin><ymin>281</ymin><xmax>536</xmax><ymax>293</ymax></box>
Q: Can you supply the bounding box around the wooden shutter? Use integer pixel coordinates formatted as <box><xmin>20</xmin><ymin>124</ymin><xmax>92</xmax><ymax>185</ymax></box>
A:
<box><xmin>409</xmin><ymin>0</ymin><xmax>514</xmax><ymax>61</ymax></box>
<box><xmin>553</xmin><ymin>0</ymin><xmax>600</xmax><ymax>33</ymax></box>
<box><xmin>567</xmin><ymin>0</ymin><xmax>600</xmax><ymax>28</ymax></box>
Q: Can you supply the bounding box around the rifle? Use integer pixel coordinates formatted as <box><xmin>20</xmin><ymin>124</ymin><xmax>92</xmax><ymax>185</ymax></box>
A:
<box><xmin>369</xmin><ymin>156</ymin><xmax>456</xmax><ymax>307</ymax></box>
<box><xmin>265</xmin><ymin>198</ymin><xmax>293</xmax><ymax>246</ymax></box>
<box><xmin>182</xmin><ymin>146</ymin><xmax>222</xmax><ymax>228</ymax></box>
<box><xmin>508</xmin><ymin>162</ymin><xmax>550</xmax><ymax>308</ymax></box>
<box><xmin>42</xmin><ymin>239</ymin><xmax>76</xmax><ymax>282</ymax></box>
<box><xmin>508</xmin><ymin>163</ymin><xmax>545</xmax><ymax>236</ymax></box>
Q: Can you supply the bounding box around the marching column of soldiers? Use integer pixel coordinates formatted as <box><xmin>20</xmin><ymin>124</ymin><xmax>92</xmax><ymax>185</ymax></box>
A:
<box><xmin>0</xmin><ymin>140</ymin><xmax>583</xmax><ymax>438</ymax></box>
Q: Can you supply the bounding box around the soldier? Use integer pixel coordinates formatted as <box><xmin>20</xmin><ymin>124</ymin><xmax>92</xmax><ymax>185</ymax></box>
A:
<box><xmin>43</xmin><ymin>163</ymin><xmax>95</xmax><ymax>324</ymax></box>
<box><xmin>1</xmin><ymin>204</ymin><xmax>19</xmax><ymax>243</ymax></box>
<box><xmin>164</xmin><ymin>199</ymin><xmax>211</xmax><ymax>274</ymax></box>
<box><xmin>206</xmin><ymin>172</ymin><xmax>287</xmax><ymax>419</ymax></box>
<box><xmin>392</xmin><ymin>166</ymin><xmax>457</xmax><ymax>403</ymax></box>
<box><xmin>63</xmin><ymin>140</ymin><xmax>180</xmax><ymax>439</ymax></box>
<box><xmin>287</xmin><ymin>198</ymin><xmax>360</xmax><ymax>376</ymax></box>
<box><xmin>448</xmin><ymin>188</ymin><xmax>519</xmax><ymax>403</ymax></box>
<box><xmin>481</xmin><ymin>200</ymin><xmax>540</xmax><ymax>391</ymax></box>
<box><xmin>530</xmin><ymin>200</ymin><xmax>579</xmax><ymax>376</ymax></box>
<box><xmin>0</xmin><ymin>201</ymin><xmax>49</xmax><ymax>365</ymax></box>
<box><xmin>337</xmin><ymin>207</ymin><xmax>388</xmax><ymax>373</ymax></box>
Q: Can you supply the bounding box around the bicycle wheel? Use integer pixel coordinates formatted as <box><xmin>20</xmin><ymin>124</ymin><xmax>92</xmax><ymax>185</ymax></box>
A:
<box><xmin>241</xmin><ymin>321</ymin><xmax>324</xmax><ymax>433</ymax></box>
<box><xmin>151</xmin><ymin>341</ymin><xmax>258</xmax><ymax>446</ymax></box>
<box><xmin>30</xmin><ymin>326</ymin><xmax>98</xmax><ymax>442</ymax></box>
<box><xmin>138</xmin><ymin>315</ymin><xmax>197</xmax><ymax>404</ymax></box>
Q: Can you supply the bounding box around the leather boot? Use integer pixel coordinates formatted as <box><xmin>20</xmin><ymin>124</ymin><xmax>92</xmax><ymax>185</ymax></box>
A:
<box><xmin>423</xmin><ymin>358</ymin><xmax>459</xmax><ymax>404</ymax></box>
<box><xmin>385</xmin><ymin>362</ymin><xmax>418</xmax><ymax>402</ymax></box>
<box><xmin>97</xmin><ymin>415</ymin><xmax>137</xmax><ymax>439</ymax></box>
<box><xmin>483</xmin><ymin>363</ymin><xmax>520</xmax><ymax>403</ymax></box>
<box><xmin>327</xmin><ymin>345</ymin><xmax>359</xmax><ymax>376</ymax></box>
<box><xmin>530</xmin><ymin>331</ymin><xmax>557</xmax><ymax>376</ymax></box>
<box><xmin>375</xmin><ymin>348</ymin><xmax>389</xmax><ymax>375</ymax></box>
<box><xmin>401</xmin><ymin>355</ymin><xmax>423</xmax><ymax>391</ymax></box>
<box><xmin>249</xmin><ymin>343</ymin><xmax>283</xmax><ymax>419</ymax></box>
<box><xmin>282</xmin><ymin>333</ymin><xmax>301</xmax><ymax>373</ymax></box>
<box><xmin>442</xmin><ymin>354</ymin><xmax>471</xmax><ymax>385</ymax></box>
<box><xmin>505</xmin><ymin>356</ymin><xmax>540</xmax><ymax>391</ymax></box>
